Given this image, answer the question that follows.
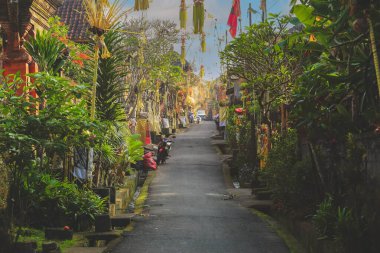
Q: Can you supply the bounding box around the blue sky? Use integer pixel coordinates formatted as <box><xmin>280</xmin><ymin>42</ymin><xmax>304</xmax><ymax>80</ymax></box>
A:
<box><xmin>126</xmin><ymin>0</ymin><xmax>292</xmax><ymax>80</ymax></box>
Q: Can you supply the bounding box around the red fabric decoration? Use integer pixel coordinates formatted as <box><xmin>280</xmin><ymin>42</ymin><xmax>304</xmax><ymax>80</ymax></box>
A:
<box><xmin>143</xmin><ymin>152</ymin><xmax>157</xmax><ymax>170</ymax></box>
<box><xmin>145</xmin><ymin>122</ymin><xmax>151</xmax><ymax>145</ymax></box>
<box><xmin>227</xmin><ymin>0</ymin><xmax>241</xmax><ymax>38</ymax></box>
<box><xmin>234</xmin><ymin>108</ymin><xmax>245</xmax><ymax>114</ymax></box>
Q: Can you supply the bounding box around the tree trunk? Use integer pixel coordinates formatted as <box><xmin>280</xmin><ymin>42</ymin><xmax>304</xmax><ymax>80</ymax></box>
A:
<box><xmin>248</xmin><ymin>111</ymin><xmax>258</xmax><ymax>170</ymax></box>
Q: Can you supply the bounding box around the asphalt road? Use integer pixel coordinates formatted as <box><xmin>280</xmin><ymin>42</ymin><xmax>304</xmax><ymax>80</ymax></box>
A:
<box><xmin>112</xmin><ymin>121</ymin><xmax>289</xmax><ymax>253</ymax></box>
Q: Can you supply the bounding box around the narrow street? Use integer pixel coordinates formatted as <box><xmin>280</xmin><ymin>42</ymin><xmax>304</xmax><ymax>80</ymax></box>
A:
<box><xmin>112</xmin><ymin>122</ymin><xmax>289</xmax><ymax>253</ymax></box>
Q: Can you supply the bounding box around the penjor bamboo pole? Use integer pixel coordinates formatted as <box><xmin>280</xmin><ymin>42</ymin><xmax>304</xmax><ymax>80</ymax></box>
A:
<box><xmin>180</xmin><ymin>0</ymin><xmax>187</xmax><ymax>30</ymax></box>
<box><xmin>91</xmin><ymin>45</ymin><xmax>100</xmax><ymax>120</ymax></box>
<box><xmin>367</xmin><ymin>16</ymin><xmax>380</xmax><ymax>97</ymax></box>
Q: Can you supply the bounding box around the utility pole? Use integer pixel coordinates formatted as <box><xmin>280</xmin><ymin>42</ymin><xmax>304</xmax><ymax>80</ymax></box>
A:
<box><xmin>261</xmin><ymin>0</ymin><xmax>267</xmax><ymax>22</ymax></box>
<box><xmin>249</xmin><ymin>3</ymin><xmax>252</xmax><ymax>26</ymax></box>
<box><xmin>239</xmin><ymin>17</ymin><xmax>242</xmax><ymax>34</ymax></box>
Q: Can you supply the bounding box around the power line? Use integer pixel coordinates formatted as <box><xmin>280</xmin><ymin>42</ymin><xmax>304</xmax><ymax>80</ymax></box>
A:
<box><xmin>268</xmin><ymin>0</ymin><xmax>280</xmax><ymax>11</ymax></box>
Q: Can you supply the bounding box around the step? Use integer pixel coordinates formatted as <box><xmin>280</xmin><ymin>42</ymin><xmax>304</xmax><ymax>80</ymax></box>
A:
<box><xmin>64</xmin><ymin>247</ymin><xmax>106</xmax><ymax>253</ymax></box>
<box><xmin>111</xmin><ymin>214</ymin><xmax>135</xmax><ymax>228</ymax></box>
<box><xmin>85</xmin><ymin>231</ymin><xmax>121</xmax><ymax>247</ymax></box>
<box><xmin>249</xmin><ymin>200</ymin><xmax>273</xmax><ymax>214</ymax></box>
<box><xmin>255</xmin><ymin>190</ymin><xmax>273</xmax><ymax>200</ymax></box>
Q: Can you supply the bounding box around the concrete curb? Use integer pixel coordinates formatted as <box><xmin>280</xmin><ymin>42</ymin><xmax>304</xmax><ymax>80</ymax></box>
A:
<box><xmin>102</xmin><ymin>172</ymin><xmax>156</xmax><ymax>253</ymax></box>
<box><xmin>210</xmin><ymin>135</ymin><xmax>305</xmax><ymax>253</ymax></box>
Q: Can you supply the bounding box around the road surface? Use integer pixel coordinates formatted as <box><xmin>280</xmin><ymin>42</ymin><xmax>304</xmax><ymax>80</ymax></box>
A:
<box><xmin>112</xmin><ymin>121</ymin><xmax>289</xmax><ymax>253</ymax></box>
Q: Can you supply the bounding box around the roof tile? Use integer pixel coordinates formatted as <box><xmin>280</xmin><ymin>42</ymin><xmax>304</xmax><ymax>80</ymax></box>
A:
<box><xmin>57</xmin><ymin>0</ymin><xmax>89</xmax><ymax>42</ymax></box>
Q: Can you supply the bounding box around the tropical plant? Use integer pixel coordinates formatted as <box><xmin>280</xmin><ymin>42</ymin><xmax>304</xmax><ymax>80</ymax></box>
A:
<box><xmin>88</xmin><ymin>27</ymin><xmax>128</xmax><ymax>122</ymax></box>
<box><xmin>82</xmin><ymin>0</ymin><xmax>125</xmax><ymax>120</ymax></box>
<box><xmin>22</xmin><ymin>172</ymin><xmax>106</xmax><ymax>227</ymax></box>
<box><xmin>122</xmin><ymin>18</ymin><xmax>181</xmax><ymax>118</ymax></box>
<box><xmin>24</xmin><ymin>30</ymin><xmax>66</xmax><ymax>74</ymax></box>
<box><xmin>263</xmin><ymin>129</ymin><xmax>319</xmax><ymax>216</ymax></box>
<box><xmin>312</xmin><ymin>196</ymin><xmax>336</xmax><ymax>239</ymax></box>
<box><xmin>289</xmin><ymin>0</ymin><xmax>379</xmax><ymax>138</ymax></box>
<box><xmin>24</xmin><ymin>17</ymin><xmax>90</xmax><ymax>76</ymax></box>
<box><xmin>0</xmin><ymin>72</ymin><xmax>96</xmax><ymax>225</ymax></box>
<box><xmin>126</xmin><ymin>134</ymin><xmax>144</xmax><ymax>165</ymax></box>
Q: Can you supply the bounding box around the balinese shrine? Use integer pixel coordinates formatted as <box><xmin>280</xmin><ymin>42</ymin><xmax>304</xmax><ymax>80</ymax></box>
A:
<box><xmin>0</xmin><ymin>0</ymin><xmax>64</xmax><ymax>88</ymax></box>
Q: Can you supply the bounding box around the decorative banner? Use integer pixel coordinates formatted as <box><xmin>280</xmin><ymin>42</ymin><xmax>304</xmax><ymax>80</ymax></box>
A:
<box><xmin>180</xmin><ymin>0</ymin><xmax>187</xmax><ymax>30</ymax></box>
<box><xmin>193</xmin><ymin>0</ymin><xmax>205</xmax><ymax>34</ymax></box>
<box><xmin>260</xmin><ymin>0</ymin><xmax>267</xmax><ymax>12</ymax></box>
<box><xmin>201</xmin><ymin>32</ymin><xmax>206</xmax><ymax>53</ymax></box>
<box><xmin>260</xmin><ymin>0</ymin><xmax>267</xmax><ymax>20</ymax></box>
<box><xmin>135</xmin><ymin>0</ymin><xmax>150</xmax><ymax>11</ymax></box>
<box><xmin>227</xmin><ymin>0</ymin><xmax>241</xmax><ymax>38</ymax></box>
<box><xmin>200</xmin><ymin>65</ymin><xmax>205</xmax><ymax>79</ymax></box>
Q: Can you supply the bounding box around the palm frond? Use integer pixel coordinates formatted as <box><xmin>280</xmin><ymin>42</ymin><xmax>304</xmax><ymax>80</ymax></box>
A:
<box><xmin>24</xmin><ymin>30</ymin><xmax>66</xmax><ymax>74</ymax></box>
<box><xmin>82</xmin><ymin>0</ymin><xmax>125</xmax><ymax>32</ymax></box>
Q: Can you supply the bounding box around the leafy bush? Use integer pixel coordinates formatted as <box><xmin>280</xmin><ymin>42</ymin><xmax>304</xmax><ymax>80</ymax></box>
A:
<box><xmin>127</xmin><ymin>134</ymin><xmax>144</xmax><ymax>165</ymax></box>
<box><xmin>312</xmin><ymin>196</ymin><xmax>336</xmax><ymax>239</ymax></box>
<box><xmin>22</xmin><ymin>173</ymin><xmax>106</xmax><ymax>228</ymax></box>
<box><xmin>263</xmin><ymin>129</ymin><xmax>320</xmax><ymax>216</ymax></box>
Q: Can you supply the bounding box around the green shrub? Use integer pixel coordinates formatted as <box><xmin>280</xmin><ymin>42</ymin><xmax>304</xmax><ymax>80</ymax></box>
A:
<box><xmin>263</xmin><ymin>129</ymin><xmax>319</xmax><ymax>216</ymax></box>
<box><xmin>312</xmin><ymin>196</ymin><xmax>336</xmax><ymax>239</ymax></box>
<box><xmin>22</xmin><ymin>173</ymin><xmax>106</xmax><ymax>228</ymax></box>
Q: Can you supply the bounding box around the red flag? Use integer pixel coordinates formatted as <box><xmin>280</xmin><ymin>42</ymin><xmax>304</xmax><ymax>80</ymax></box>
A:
<box><xmin>227</xmin><ymin>0</ymin><xmax>241</xmax><ymax>38</ymax></box>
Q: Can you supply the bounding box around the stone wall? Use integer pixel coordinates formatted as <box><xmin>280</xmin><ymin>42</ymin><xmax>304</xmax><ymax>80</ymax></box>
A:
<box><xmin>0</xmin><ymin>161</ymin><xmax>8</xmax><ymax>210</ymax></box>
<box><xmin>362</xmin><ymin>135</ymin><xmax>380</xmax><ymax>180</ymax></box>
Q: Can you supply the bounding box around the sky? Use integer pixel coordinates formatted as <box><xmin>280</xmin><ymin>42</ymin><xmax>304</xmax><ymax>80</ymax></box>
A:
<box><xmin>125</xmin><ymin>0</ymin><xmax>293</xmax><ymax>80</ymax></box>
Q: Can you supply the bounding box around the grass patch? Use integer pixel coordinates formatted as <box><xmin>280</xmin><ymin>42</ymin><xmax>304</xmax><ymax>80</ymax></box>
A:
<box><xmin>123</xmin><ymin>222</ymin><xmax>134</xmax><ymax>233</ymax></box>
<box><xmin>15</xmin><ymin>227</ymin><xmax>85</xmax><ymax>252</ymax></box>
<box><xmin>134</xmin><ymin>172</ymin><xmax>156</xmax><ymax>215</ymax></box>
<box><xmin>251</xmin><ymin>209</ymin><xmax>306</xmax><ymax>253</ymax></box>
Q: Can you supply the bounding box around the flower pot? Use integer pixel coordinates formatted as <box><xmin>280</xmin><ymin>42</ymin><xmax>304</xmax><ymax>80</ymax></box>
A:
<box><xmin>45</xmin><ymin>228</ymin><xmax>73</xmax><ymax>240</ymax></box>
<box><xmin>95</xmin><ymin>214</ymin><xmax>111</xmax><ymax>233</ymax></box>
<box><xmin>13</xmin><ymin>241</ymin><xmax>37</xmax><ymax>253</ymax></box>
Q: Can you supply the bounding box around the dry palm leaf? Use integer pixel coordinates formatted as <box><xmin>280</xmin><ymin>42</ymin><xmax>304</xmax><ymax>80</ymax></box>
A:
<box><xmin>83</xmin><ymin>0</ymin><xmax>125</xmax><ymax>58</ymax></box>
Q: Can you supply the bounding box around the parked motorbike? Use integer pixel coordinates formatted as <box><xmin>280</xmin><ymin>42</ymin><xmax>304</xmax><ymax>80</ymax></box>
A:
<box><xmin>143</xmin><ymin>152</ymin><xmax>157</xmax><ymax>170</ymax></box>
<box><xmin>156</xmin><ymin>136</ymin><xmax>173</xmax><ymax>164</ymax></box>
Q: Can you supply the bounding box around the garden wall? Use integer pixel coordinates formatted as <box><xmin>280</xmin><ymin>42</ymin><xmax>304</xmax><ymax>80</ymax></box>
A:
<box><xmin>363</xmin><ymin>135</ymin><xmax>380</xmax><ymax>180</ymax></box>
<box><xmin>0</xmin><ymin>160</ymin><xmax>10</xmax><ymax>253</ymax></box>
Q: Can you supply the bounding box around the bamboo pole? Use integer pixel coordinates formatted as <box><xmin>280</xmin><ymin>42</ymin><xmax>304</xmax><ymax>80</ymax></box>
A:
<box><xmin>367</xmin><ymin>16</ymin><xmax>380</xmax><ymax>97</ymax></box>
<box><xmin>91</xmin><ymin>45</ymin><xmax>100</xmax><ymax>120</ymax></box>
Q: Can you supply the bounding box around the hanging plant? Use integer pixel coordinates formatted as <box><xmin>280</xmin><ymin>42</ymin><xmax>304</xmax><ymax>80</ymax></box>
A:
<box><xmin>193</xmin><ymin>0</ymin><xmax>204</xmax><ymax>34</ymax></box>
<box><xmin>180</xmin><ymin>0</ymin><xmax>187</xmax><ymax>30</ymax></box>
<box><xmin>181</xmin><ymin>34</ymin><xmax>186</xmax><ymax>67</ymax></box>
<box><xmin>201</xmin><ymin>32</ymin><xmax>206</xmax><ymax>53</ymax></box>
<box><xmin>135</xmin><ymin>0</ymin><xmax>150</xmax><ymax>11</ymax></box>
<box><xmin>200</xmin><ymin>65</ymin><xmax>205</xmax><ymax>79</ymax></box>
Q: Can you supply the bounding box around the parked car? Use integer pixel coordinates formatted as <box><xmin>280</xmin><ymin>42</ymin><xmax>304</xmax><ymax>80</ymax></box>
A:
<box><xmin>197</xmin><ymin>110</ymin><xmax>206</xmax><ymax>120</ymax></box>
